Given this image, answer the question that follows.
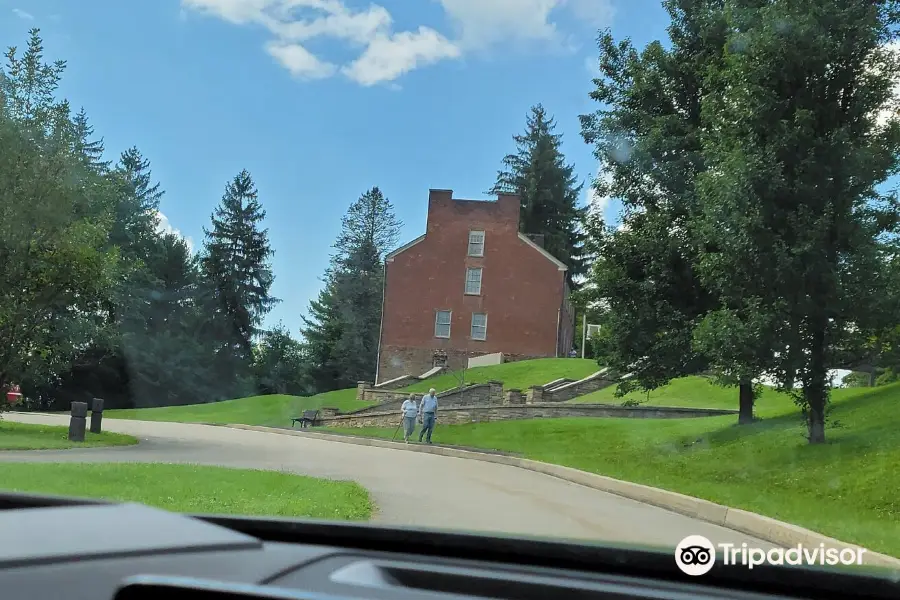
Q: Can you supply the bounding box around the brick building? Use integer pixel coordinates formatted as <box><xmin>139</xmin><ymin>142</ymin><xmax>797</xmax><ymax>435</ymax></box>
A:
<box><xmin>375</xmin><ymin>189</ymin><xmax>575</xmax><ymax>383</ymax></box>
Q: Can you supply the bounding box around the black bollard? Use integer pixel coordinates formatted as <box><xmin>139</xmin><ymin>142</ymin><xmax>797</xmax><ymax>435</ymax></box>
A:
<box><xmin>69</xmin><ymin>402</ymin><xmax>88</xmax><ymax>442</ymax></box>
<box><xmin>90</xmin><ymin>397</ymin><xmax>104</xmax><ymax>434</ymax></box>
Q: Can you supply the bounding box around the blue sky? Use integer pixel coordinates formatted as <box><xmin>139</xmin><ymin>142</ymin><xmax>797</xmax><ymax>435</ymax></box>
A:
<box><xmin>1</xmin><ymin>0</ymin><xmax>670</xmax><ymax>334</ymax></box>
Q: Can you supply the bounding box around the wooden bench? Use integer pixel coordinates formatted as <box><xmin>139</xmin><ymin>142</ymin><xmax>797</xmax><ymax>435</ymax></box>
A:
<box><xmin>291</xmin><ymin>409</ymin><xmax>319</xmax><ymax>429</ymax></box>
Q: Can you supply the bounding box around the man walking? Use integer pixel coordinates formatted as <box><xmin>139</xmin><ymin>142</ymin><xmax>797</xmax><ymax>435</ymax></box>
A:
<box><xmin>400</xmin><ymin>394</ymin><xmax>418</xmax><ymax>443</ymax></box>
<box><xmin>418</xmin><ymin>388</ymin><xmax>438</xmax><ymax>444</ymax></box>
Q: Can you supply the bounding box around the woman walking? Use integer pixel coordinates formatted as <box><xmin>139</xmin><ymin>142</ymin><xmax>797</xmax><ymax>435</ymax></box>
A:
<box><xmin>400</xmin><ymin>394</ymin><xmax>418</xmax><ymax>443</ymax></box>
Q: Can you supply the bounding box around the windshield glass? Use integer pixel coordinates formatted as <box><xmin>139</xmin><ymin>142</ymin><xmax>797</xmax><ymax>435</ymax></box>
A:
<box><xmin>1</xmin><ymin>0</ymin><xmax>898</xmax><ymax>581</ymax></box>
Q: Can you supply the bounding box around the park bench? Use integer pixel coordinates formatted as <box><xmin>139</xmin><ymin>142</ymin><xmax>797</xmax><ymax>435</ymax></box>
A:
<box><xmin>291</xmin><ymin>409</ymin><xmax>319</xmax><ymax>429</ymax></box>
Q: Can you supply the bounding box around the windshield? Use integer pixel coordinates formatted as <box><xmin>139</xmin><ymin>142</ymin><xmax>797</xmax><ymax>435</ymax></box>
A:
<box><xmin>1</xmin><ymin>0</ymin><xmax>898</xmax><ymax>581</ymax></box>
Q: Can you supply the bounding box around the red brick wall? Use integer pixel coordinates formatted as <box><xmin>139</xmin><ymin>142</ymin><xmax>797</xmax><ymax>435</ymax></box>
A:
<box><xmin>377</xmin><ymin>190</ymin><xmax>568</xmax><ymax>383</ymax></box>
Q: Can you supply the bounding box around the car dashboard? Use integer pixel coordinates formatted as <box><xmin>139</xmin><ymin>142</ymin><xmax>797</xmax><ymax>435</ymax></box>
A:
<box><xmin>0</xmin><ymin>493</ymin><xmax>897</xmax><ymax>600</ymax></box>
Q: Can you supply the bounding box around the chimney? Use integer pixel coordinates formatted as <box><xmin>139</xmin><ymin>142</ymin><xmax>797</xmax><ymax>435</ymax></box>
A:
<box><xmin>526</xmin><ymin>233</ymin><xmax>545</xmax><ymax>248</ymax></box>
<box><xmin>496</xmin><ymin>192</ymin><xmax>521</xmax><ymax>227</ymax></box>
<box><xmin>426</xmin><ymin>189</ymin><xmax>453</xmax><ymax>232</ymax></box>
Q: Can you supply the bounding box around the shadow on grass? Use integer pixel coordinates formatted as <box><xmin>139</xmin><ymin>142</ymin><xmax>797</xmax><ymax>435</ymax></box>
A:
<box><xmin>670</xmin><ymin>386</ymin><xmax>896</xmax><ymax>456</ymax></box>
<box><xmin>702</xmin><ymin>411</ymin><xmax>804</xmax><ymax>444</ymax></box>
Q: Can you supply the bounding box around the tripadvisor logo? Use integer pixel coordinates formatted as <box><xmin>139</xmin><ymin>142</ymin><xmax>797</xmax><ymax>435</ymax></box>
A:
<box><xmin>675</xmin><ymin>535</ymin><xmax>716</xmax><ymax>576</ymax></box>
<box><xmin>675</xmin><ymin>535</ymin><xmax>868</xmax><ymax>576</ymax></box>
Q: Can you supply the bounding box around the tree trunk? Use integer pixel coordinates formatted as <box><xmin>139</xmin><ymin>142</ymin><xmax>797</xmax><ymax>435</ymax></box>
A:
<box><xmin>738</xmin><ymin>380</ymin><xmax>754</xmax><ymax>425</ymax></box>
<box><xmin>805</xmin><ymin>326</ymin><xmax>828</xmax><ymax>444</ymax></box>
<box><xmin>806</xmin><ymin>399</ymin><xmax>826</xmax><ymax>443</ymax></box>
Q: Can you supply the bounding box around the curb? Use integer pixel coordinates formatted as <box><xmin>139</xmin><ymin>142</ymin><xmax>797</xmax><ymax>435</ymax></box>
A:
<box><xmin>227</xmin><ymin>424</ymin><xmax>900</xmax><ymax>570</ymax></box>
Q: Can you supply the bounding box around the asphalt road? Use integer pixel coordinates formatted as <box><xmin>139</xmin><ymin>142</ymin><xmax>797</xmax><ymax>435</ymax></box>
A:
<box><xmin>1</xmin><ymin>412</ymin><xmax>773</xmax><ymax>551</ymax></box>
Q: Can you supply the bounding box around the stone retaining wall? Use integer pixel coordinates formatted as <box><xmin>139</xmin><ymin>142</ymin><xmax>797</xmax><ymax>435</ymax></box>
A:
<box><xmin>348</xmin><ymin>381</ymin><xmax>504</xmax><ymax>416</ymax></box>
<box><xmin>318</xmin><ymin>403</ymin><xmax>737</xmax><ymax>428</ymax></box>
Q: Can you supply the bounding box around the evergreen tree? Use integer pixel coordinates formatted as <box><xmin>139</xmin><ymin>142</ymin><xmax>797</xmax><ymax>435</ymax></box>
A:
<box><xmin>112</xmin><ymin>147</ymin><xmax>164</xmax><ymax>258</ymax></box>
<box><xmin>71</xmin><ymin>108</ymin><xmax>109</xmax><ymax>172</ymax></box>
<box><xmin>121</xmin><ymin>233</ymin><xmax>222</xmax><ymax>407</ymax></box>
<box><xmin>201</xmin><ymin>170</ymin><xmax>278</xmax><ymax>384</ymax></box>
<box><xmin>299</xmin><ymin>275</ymin><xmax>345</xmax><ymax>392</ymax></box>
<box><xmin>489</xmin><ymin>104</ymin><xmax>587</xmax><ymax>286</ymax></box>
<box><xmin>300</xmin><ymin>187</ymin><xmax>401</xmax><ymax>390</ymax></box>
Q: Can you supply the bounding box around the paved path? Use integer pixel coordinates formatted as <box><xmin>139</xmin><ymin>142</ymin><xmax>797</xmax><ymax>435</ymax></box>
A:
<box><xmin>2</xmin><ymin>413</ymin><xmax>773</xmax><ymax>551</ymax></box>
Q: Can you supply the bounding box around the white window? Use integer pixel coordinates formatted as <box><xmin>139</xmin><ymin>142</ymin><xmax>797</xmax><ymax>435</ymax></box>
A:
<box><xmin>471</xmin><ymin>313</ymin><xmax>487</xmax><ymax>341</ymax></box>
<box><xmin>434</xmin><ymin>310</ymin><xmax>451</xmax><ymax>338</ymax></box>
<box><xmin>468</xmin><ymin>230</ymin><xmax>485</xmax><ymax>257</ymax></box>
<box><xmin>465</xmin><ymin>267</ymin><xmax>483</xmax><ymax>295</ymax></box>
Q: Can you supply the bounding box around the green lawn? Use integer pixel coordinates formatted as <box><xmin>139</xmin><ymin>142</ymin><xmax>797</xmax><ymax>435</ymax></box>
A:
<box><xmin>571</xmin><ymin>375</ymin><xmax>801</xmax><ymax>414</ymax></box>
<box><xmin>402</xmin><ymin>358</ymin><xmax>600</xmax><ymax>393</ymax></box>
<box><xmin>332</xmin><ymin>382</ymin><xmax>898</xmax><ymax>558</ymax></box>
<box><xmin>0</xmin><ymin>420</ymin><xmax>138</xmax><ymax>450</ymax></box>
<box><xmin>106</xmin><ymin>388</ymin><xmax>373</xmax><ymax>426</ymax></box>
<box><xmin>0</xmin><ymin>462</ymin><xmax>372</xmax><ymax>520</ymax></box>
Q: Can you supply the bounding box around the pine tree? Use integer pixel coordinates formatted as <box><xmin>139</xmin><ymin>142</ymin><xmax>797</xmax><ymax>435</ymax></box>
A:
<box><xmin>121</xmin><ymin>233</ymin><xmax>222</xmax><ymax>407</ymax></box>
<box><xmin>489</xmin><ymin>104</ymin><xmax>587</xmax><ymax>287</ymax></box>
<box><xmin>299</xmin><ymin>275</ymin><xmax>345</xmax><ymax>392</ymax></box>
<box><xmin>113</xmin><ymin>147</ymin><xmax>164</xmax><ymax>258</ymax></box>
<box><xmin>71</xmin><ymin>108</ymin><xmax>109</xmax><ymax>172</ymax></box>
<box><xmin>201</xmin><ymin>170</ymin><xmax>278</xmax><ymax>382</ymax></box>
<box><xmin>300</xmin><ymin>187</ymin><xmax>401</xmax><ymax>390</ymax></box>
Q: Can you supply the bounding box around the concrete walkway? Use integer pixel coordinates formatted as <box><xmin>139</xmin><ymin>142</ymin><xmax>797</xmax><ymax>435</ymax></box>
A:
<box><xmin>1</xmin><ymin>413</ymin><xmax>773</xmax><ymax>551</ymax></box>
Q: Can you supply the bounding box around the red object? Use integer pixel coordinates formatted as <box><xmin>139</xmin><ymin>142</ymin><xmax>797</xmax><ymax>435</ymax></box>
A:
<box><xmin>6</xmin><ymin>384</ymin><xmax>22</xmax><ymax>405</ymax></box>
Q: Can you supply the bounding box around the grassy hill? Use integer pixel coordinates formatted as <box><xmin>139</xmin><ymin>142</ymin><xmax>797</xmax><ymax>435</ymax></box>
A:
<box><xmin>107</xmin><ymin>358</ymin><xmax>602</xmax><ymax>426</ymax></box>
<box><xmin>570</xmin><ymin>375</ymin><xmax>800</xmax><ymax>414</ymax></box>
<box><xmin>334</xmin><ymin>382</ymin><xmax>896</xmax><ymax>557</ymax></box>
<box><xmin>107</xmin><ymin>388</ymin><xmax>370</xmax><ymax>426</ymax></box>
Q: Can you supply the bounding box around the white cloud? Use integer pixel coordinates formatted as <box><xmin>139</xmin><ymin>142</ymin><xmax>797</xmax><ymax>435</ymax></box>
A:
<box><xmin>183</xmin><ymin>0</ymin><xmax>457</xmax><ymax>85</ymax></box>
<box><xmin>438</xmin><ymin>0</ymin><xmax>614</xmax><ymax>50</ymax></box>
<box><xmin>269</xmin><ymin>4</ymin><xmax>392</xmax><ymax>44</ymax></box>
<box><xmin>343</xmin><ymin>27</ymin><xmax>460</xmax><ymax>86</ymax></box>
<box><xmin>156</xmin><ymin>211</ymin><xmax>195</xmax><ymax>253</ymax></box>
<box><xmin>266</xmin><ymin>41</ymin><xmax>337</xmax><ymax>79</ymax></box>
<box><xmin>438</xmin><ymin>0</ymin><xmax>560</xmax><ymax>49</ymax></box>
<box><xmin>181</xmin><ymin>0</ymin><xmax>614</xmax><ymax>86</ymax></box>
<box><xmin>12</xmin><ymin>8</ymin><xmax>34</xmax><ymax>20</ymax></box>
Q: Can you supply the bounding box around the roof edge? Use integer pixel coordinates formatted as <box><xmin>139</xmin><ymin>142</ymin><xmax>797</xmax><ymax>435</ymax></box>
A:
<box><xmin>385</xmin><ymin>234</ymin><xmax>426</xmax><ymax>262</ymax></box>
<box><xmin>517</xmin><ymin>232</ymin><xmax>567</xmax><ymax>271</ymax></box>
